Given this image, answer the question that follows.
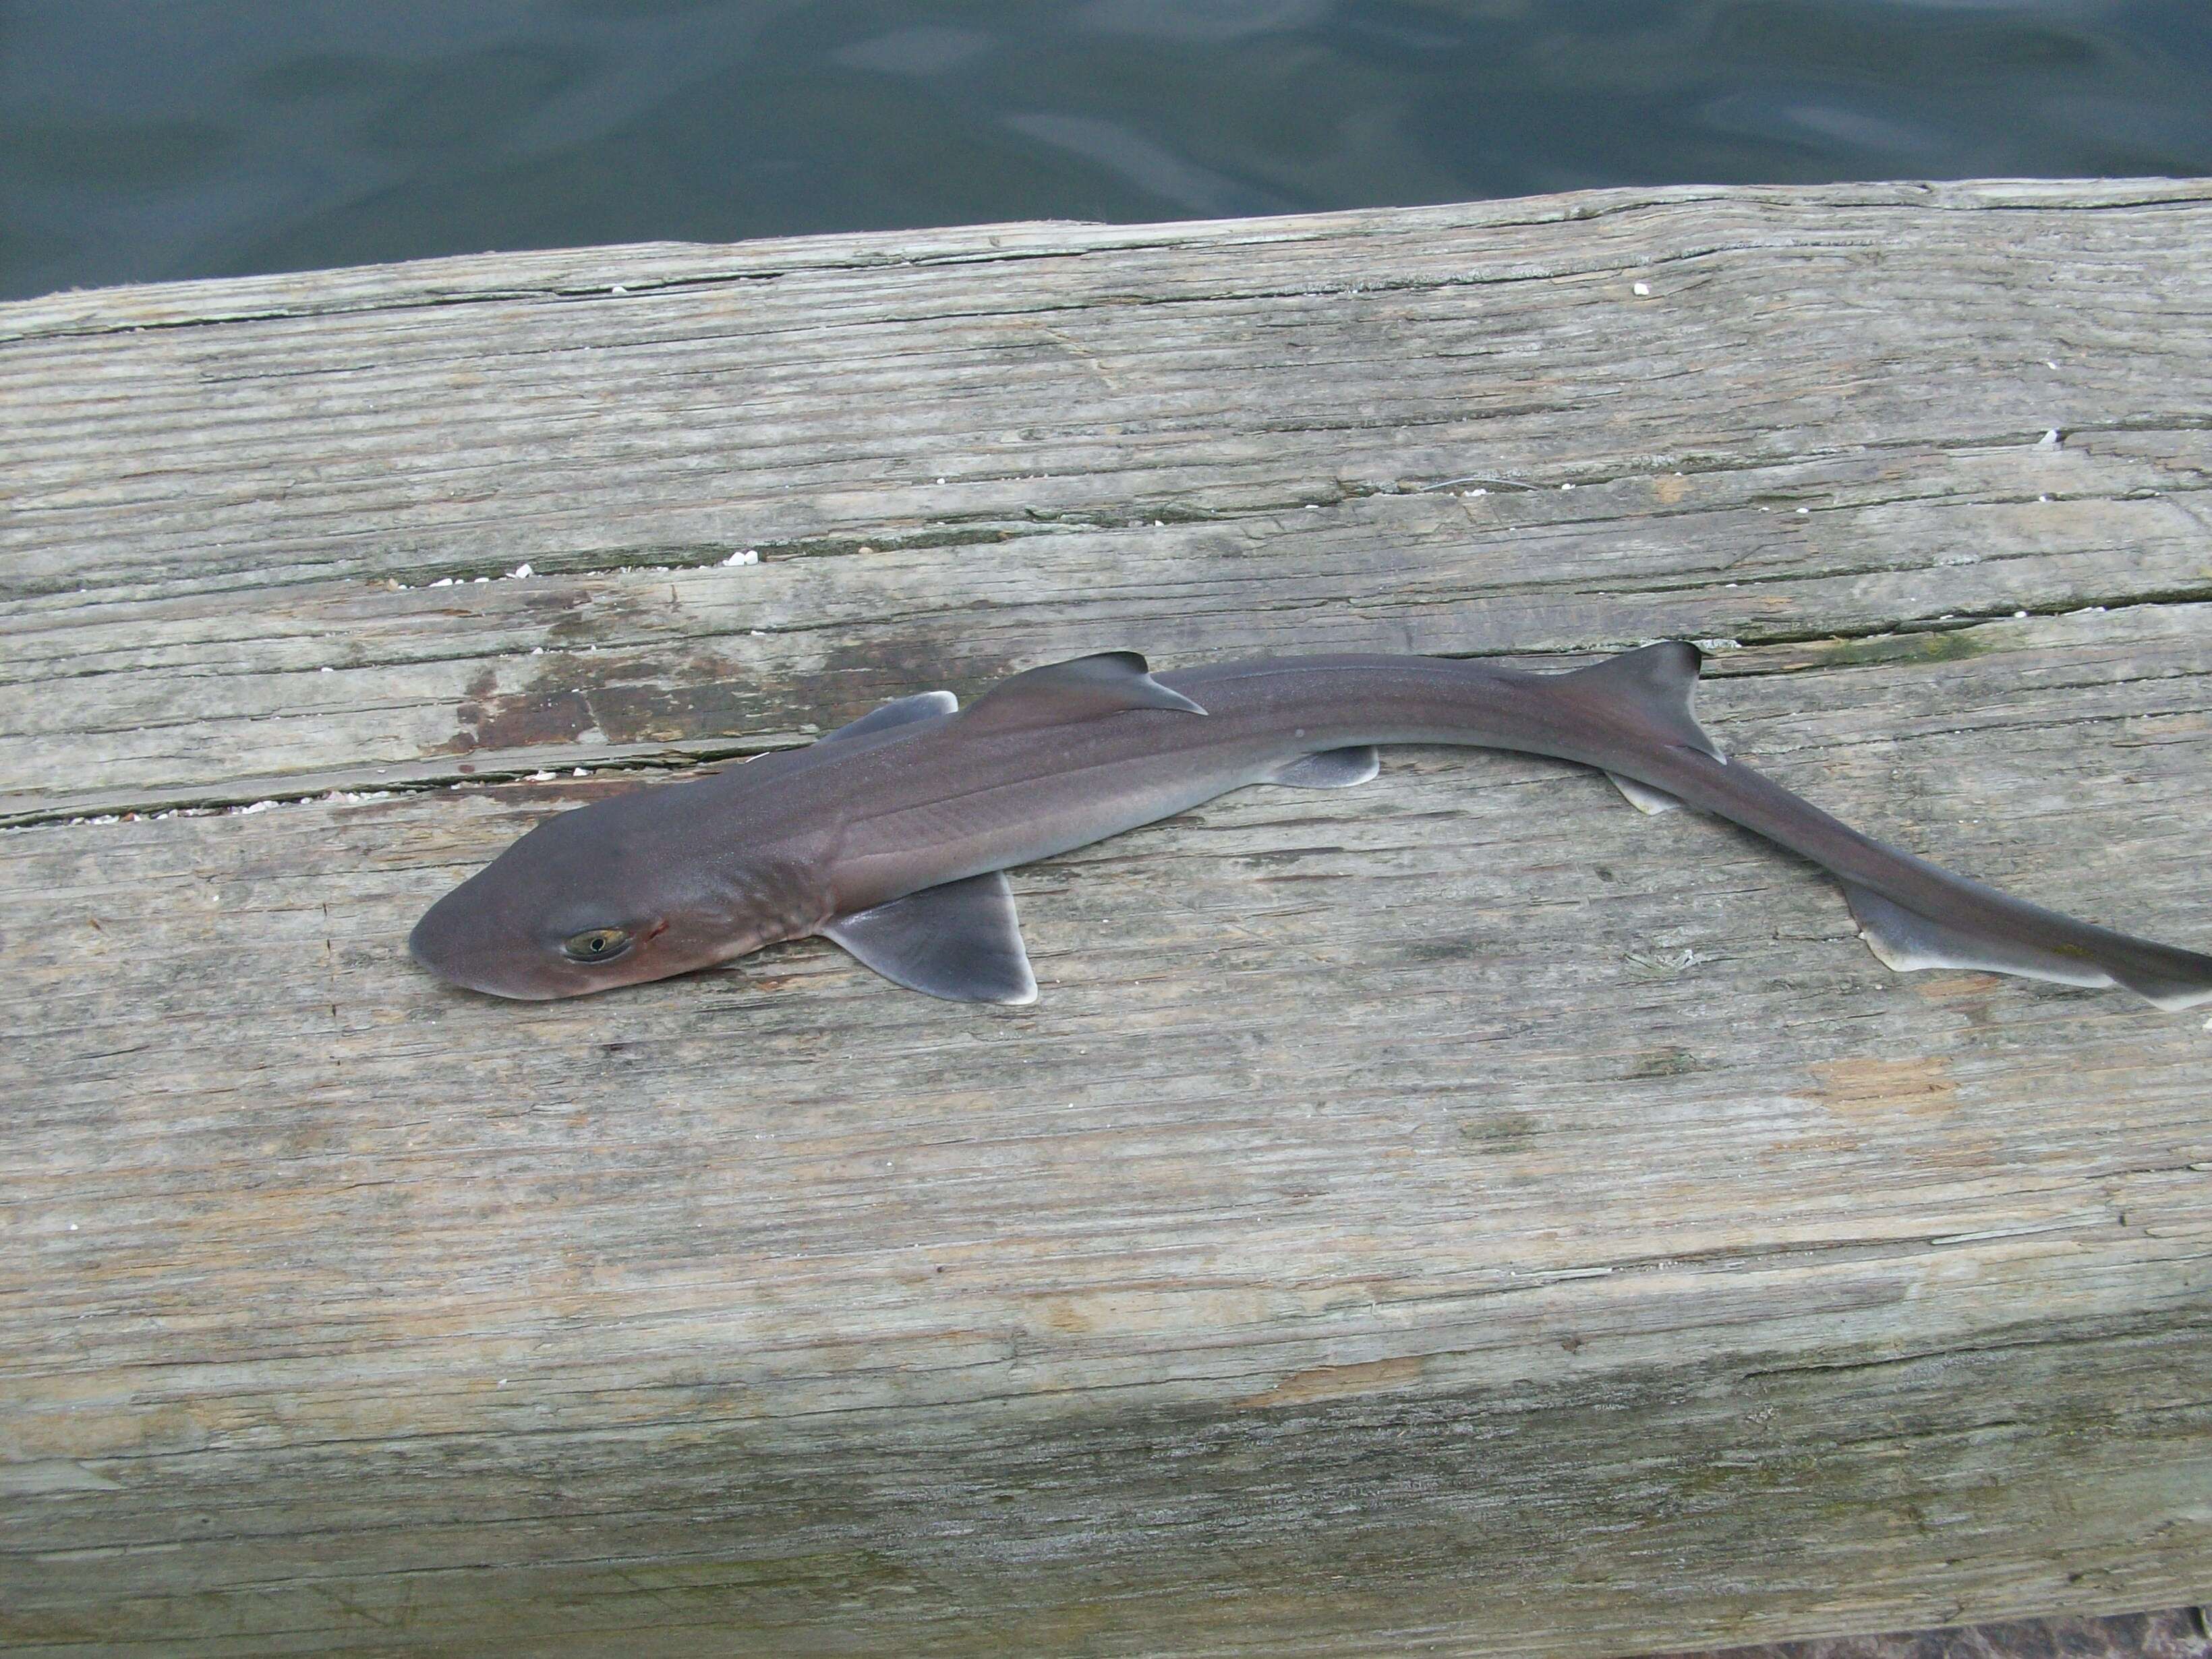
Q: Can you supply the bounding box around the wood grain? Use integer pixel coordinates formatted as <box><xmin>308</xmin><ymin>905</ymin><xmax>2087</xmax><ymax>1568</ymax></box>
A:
<box><xmin>3</xmin><ymin>181</ymin><xmax>2210</xmax><ymax>1656</ymax></box>
<box><xmin>1670</xmin><ymin>1605</ymin><xmax>2212</xmax><ymax>1659</ymax></box>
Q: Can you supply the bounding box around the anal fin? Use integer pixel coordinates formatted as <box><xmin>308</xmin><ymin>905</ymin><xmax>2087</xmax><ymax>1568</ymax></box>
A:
<box><xmin>1842</xmin><ymin>882</ymin><xmax>2114</xmax><ymax>991</ymax></box>
<box><xmin>1607</xmin><ymin>772</ymin><xmax>1683</xmax><ymax>815</ymax></box>
<box><xmin>1269</xmin><ymin>746</ymin><xmax>1380</xmax><ymax>789</ymax></box>
<box><xmin>821</xmin><ymin>871</ymin><xmax>1038</xmax><ymax>1004</ymax></box>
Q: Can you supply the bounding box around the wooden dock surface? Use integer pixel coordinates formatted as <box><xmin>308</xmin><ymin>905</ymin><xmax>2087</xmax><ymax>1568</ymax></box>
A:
<box><xmin>4</xmin><ymin>178</ymin><xmax>2210</xmax><ymax>1656</ymax></box>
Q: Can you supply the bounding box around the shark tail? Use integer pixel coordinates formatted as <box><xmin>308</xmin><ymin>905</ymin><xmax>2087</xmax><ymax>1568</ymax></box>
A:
<box><xmin>1573</xmin><ymin>642</ymin><xmax>2212</xmax><ymax>1012</ymax></box>
<box><xmin>1836</xmin><ymin>874</ymin><xmax>2212</xmax><ymax>1012</ymax></box>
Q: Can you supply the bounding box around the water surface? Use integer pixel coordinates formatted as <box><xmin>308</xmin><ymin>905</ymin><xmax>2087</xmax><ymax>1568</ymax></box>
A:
<box><xmin>3</xmin><ymin>0</ymin><xmax>2209</xmax><ymax>299</ymax></box>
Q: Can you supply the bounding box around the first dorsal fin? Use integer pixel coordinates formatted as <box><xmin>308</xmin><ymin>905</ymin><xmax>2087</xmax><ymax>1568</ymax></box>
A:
<box><xmin>1565</xmin><ymin>641</ymin><xmax>1724</xmax><ymax>761</ymax></box>
<box><xmin>964</xmin><ymin>651</ymin><xmax>1206</xmax><ymax>732</ymax></box>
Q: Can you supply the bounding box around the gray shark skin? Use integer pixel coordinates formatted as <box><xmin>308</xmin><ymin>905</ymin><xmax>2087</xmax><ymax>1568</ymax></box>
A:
<box><xmin>408</xmin><ymin>645</ymin><xmax>2212</xmax><ymax>1010</ymax></box>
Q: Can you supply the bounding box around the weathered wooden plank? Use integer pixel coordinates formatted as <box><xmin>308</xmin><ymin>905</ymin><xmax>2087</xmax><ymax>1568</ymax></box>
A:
<box><xmin>4</xmin><ymin>436</ymin><xmax>2209</xmax><ymax>820</ymax></box>
<box><xmin>1</xmin><ymin>176</ymin><xmax>2197</xmax><ymax>344</ymax></box>
<box><xmin>1696</xmin><ymin>1610</ymin><xmax>2212</xmax><ymax>1659</ymax></box>
<box><xmin>4</xmin><ymin>181</ymin><xmax>2211</xmax><ymax>1655</ymax></box>
<box><xmin>7</xmin><ymin>606</ymin><xmax>2211</xmax><ymax>1654</ymax></box>
<box><xmin>5</xmin><ymin>181</ymin><xmax>2210</xmax><ymax>610</ymax></box>
<box><xmin>6</xmin><ymin>181</ymin><xmax>2211</xmax><ymax>821</ymax></box>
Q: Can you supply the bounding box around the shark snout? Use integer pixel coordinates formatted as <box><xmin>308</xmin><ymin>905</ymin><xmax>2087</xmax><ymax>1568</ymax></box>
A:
<box><xmin>407</xmin><ymin>887</ymin><xmax>562</xmax><ymax>1000</ymax></box>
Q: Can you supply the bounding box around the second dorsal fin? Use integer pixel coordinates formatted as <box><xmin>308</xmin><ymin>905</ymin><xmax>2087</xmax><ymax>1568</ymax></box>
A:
<box><xmin>963</xmin><ymin>651</ymin><xmax>1207</xmax><ymax>732</ymax></box>
<box><xmin>1564</xmin><ymin>641</ymin><xmax>1724</xmax><ymax>760</ymax></box>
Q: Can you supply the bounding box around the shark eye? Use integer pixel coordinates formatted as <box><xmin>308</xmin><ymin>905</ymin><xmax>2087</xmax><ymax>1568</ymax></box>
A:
<box><xmin>562</xmin><ymin>927</ymin><xmax>633</xmax><ymax>964</ymax></box>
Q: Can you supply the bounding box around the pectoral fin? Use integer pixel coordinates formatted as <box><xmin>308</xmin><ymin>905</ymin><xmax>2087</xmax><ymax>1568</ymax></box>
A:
<box><xmin>821</xmin><ymin>872</ymin><xmax>1038</xmax><ymax>1004</ymax></box>
<box><xmin>964</xmin><ymin>651</ymin><xmax>1206</xmax><ymax>732</ymax></box>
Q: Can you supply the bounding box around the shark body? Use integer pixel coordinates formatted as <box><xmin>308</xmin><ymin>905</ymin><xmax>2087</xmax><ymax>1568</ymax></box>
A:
<box><xmin>409</xmin><ymin>645</ymin><xmax>2212</xmax><ymax>1010</ymax></box>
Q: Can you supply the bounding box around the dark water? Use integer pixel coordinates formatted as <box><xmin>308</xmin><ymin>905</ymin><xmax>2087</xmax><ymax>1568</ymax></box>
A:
<box><xmin>5</xmin><ymin>0</ymin><xmax>2211</xmax><ymax>301</ymax></box>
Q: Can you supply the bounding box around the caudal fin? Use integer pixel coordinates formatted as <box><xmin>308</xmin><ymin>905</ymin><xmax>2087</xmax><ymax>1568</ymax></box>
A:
<box><xmin>1575</xmin><ymin>639</ymin><xmax>2212</xmax><ymax>1012</ymax></box>
<box><xmin>1844</xmin><ymin>877</ymin><xmax>2212</xmax><ymax>1012</ymax></box>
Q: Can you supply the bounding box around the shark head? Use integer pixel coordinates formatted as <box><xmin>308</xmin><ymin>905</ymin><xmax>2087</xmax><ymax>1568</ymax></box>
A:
<box><xmin>408</xmin><ymin>788</ymin><xmax>790</xmax><ymax>1000</ymax></box>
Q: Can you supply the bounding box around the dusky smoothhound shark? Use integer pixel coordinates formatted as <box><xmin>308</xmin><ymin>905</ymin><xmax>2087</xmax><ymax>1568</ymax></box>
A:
<box><xmin>409</xmin><ymin>645</ymin><xmax>2212</xmax><ymax>1010</ymax></box>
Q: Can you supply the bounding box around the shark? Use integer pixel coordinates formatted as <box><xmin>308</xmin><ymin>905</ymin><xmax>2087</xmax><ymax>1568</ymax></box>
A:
<box><xmin>408</xmin><ymin>645</ymin><xmax>2212</xmax><ymax>1010</ymax></box>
